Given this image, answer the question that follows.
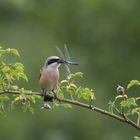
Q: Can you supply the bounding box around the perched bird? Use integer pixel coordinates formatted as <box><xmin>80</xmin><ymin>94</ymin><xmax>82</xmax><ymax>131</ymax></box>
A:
<box><xmin>39</xmin><ymin>56</ymin><xmax>78</xmax><ymax>109</ymax></box>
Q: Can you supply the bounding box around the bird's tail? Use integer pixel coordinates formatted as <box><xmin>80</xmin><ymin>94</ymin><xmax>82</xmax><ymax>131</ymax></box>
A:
<box><xmin>43</xmin><ymin>101</ymin><xmax>51</xmax><ymax>109</ymax></box>
<box><xmin>43</xmin><ymin>96</ymin><xmax>52</xmax><ymax>109</ymax></box>
<box><xmin>44</xmin><ymin>96</ymin><xmax>53</xmax><ymax>102</ymax></box>
<box><xmin>40</xmin><ymin>89</ymin><xmax>53</xmax><ymax>109</ymax></box>
<box><xmin>43</xmin><ymin>96</ymin><xmax>53</xmax><ymax>109</ymax></box>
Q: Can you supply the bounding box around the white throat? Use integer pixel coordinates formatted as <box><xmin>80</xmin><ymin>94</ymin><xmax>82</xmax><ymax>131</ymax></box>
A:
<box><xmin>46</xmin><ymin>62</ymin><xmax>60</xmax><ymax>69</ymax></box>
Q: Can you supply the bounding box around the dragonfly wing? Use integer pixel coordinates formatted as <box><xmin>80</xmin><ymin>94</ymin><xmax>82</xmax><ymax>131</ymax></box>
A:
<box><xmin>56</xmin><ymin>46</ymin><xmax>64</xmax><ymax>59</ymax></box>
<box><xmin>64</xmin><ymin>44</ymin><xmax>71</xmax><ymax>77</ymax></box>
<box><xmin>64</xmin><ymin>44</ymin><xmax>70</xmax><ymax>61</ymax></box>
<box><xmin>56</xmin><ymin>45</ymin><xmax>71</xmax><ymax>78</ymax></box>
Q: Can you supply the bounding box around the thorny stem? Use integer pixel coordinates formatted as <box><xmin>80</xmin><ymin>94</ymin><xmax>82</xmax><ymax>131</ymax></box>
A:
<box><xmin>0</xmin><ymin>90</ymin><xmax>140</xmax><ymax>132</ymax></box>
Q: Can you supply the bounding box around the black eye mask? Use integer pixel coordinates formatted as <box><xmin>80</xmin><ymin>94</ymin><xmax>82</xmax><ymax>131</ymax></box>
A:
<box><xmin>47</xmin><ymin>59</ymin><xmax>59</xmax><ymax>65</ymax></box>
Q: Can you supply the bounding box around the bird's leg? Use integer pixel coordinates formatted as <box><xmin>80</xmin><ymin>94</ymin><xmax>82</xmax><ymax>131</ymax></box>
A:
<box><xmin>41</xmin><ymin>89</ymin><xmax>46</xmax><ymax>96</ymax></box>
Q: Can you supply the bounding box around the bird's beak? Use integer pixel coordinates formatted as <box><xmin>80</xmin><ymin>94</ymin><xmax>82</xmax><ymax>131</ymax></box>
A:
<box><xmin>58</xmin><ymin>59</ymin><xmax>78</xmax><ymax>65</ymax></box>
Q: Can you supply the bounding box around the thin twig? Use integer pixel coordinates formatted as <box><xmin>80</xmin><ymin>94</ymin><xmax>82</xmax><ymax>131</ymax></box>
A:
<box><xmin>0</xmin><ymin>90</ymin><xmax>140</xmax><ymax>131</ymax></box>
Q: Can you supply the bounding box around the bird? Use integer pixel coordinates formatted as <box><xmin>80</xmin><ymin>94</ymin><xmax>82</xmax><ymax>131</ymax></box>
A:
<box><xmin>39</xmin><ymin>56</ymin><xmax>78</xmax><ymax>109</ymax></box>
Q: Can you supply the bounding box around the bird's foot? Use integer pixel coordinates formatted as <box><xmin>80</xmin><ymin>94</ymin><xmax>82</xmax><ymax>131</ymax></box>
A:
<box><xmin>41</xmin><ymin>90</ymin><xmax>47</xmax><ymax>96</ymax></box>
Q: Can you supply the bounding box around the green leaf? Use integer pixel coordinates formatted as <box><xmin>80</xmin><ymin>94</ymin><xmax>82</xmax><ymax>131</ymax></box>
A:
<box><xmin>108</xmin><ymin>101</ymin><xmax>114</xmax><ymax>113</ymax></box>
<box><xmin>10</xmin><ymin>85</ymin><xmax>19</xmax><ymax>90</ymax></box>
<box><xmin>0</xmin><ymin>102</ymin><xmax>5</xmax><ymax>111</ymax></box>
<box><xmin>29</xmin><ymin>96</ymin><xmax>36</xmax><ymax>104</ymax></box>
<box><xmin>74</xmin><ymin>72</ymin><xmax>83</xmax><ymax>77</ymax></box>
<box><xmin>22</xmin><ymin>104</ymin><xmax>28</xmax><ymax>112</ymax></box>
<box><xmin>70</xmin><ymin>83</ymin><xmax>77</xmax><ymax>89</ymax></box>
<box><xmin>8</xmin><ymin>49</ymin><xmax>20</xmax><ymax>57</ymax></box>
<box><xmin>53</xmin><ymin>102</ymin><xmax>72</xmax><ymax>108</ymax></box>
<box><xmin>14</xmin><ymin>63</ymin><xmax>28</xmax><ymax>81</ymax></box>
<box><xmin>60</xmin><ymin>80</ymin><xmax>68</xmax><ymax>84</ymax></box>
<box><xmin>0</xmin><ymin>95</ymin><xmax>10</xmax><ymax>101</ymax></box>
<box><xmin>134</xmin><ymin>136</ymin><xmax>140</xmax><ymax>140</ymax></box>
<box><xmin>57</xmin><ymin>88</ymin><xmax>64</xmax><ymax>98</ymax></box>
<box><xmin>0</xmin><ymin>48</ymin><xmax>20</xmax><ymax>57</ymax></box>
<box><xmin>120</xmin><ymin>98</ymin><xmax>137</xmax><ymax>109</ymax></box>
<box><xmin>136</xmin><ymin>97</ymin><xmax>140</xmax><ymax>101</ymax></box>
<box><xmin>127</xmin><ymin>80</ymin><xmax>140</xmax><ymax>89</ymax></box>
<box><xmin>67</xmin><ymin>72</ymin><xmax>83</xmax><ymax>80</ymax></box>
<box><xmin>115</xmin><ymin>95</ymin><xmax>125</xmax><ymax>99</ymax></box>
<box><xmin>63</xmin><ymin>103</ymin><xmax>72</xmax><ymax>108</ymax></box>
<box><xmin>22</xmin><ymin>102</ymin><xmax>34</xmax><ymax>114</ymax></box>
<box><xmin>1</xmin><ymin>65</ymin><xmax>11</xmax><ymax>73</ymax></box>
<box><xmin>132</xmin><ymin>107</ymin><xmax>140</xmax><ymax>114</ymax></box>
<box><xmin>53</xmin><ymin>102</ymin><xmax>60</xmax><ymax>107</ymax></box>
<box><xmin>76</xmin><ymin>87</ymin><xmax>95</xmax><ymax>100</ymax></box>
<box><xmin>14</xmin><ymin>96</ymin><xmax>20</xmax><ymax>101</ymax></box>
<box><xmin>0</xmin><ymin>102</ymin><xmax>5</xmax><ymax>116</ymax></box>
<box><xmin>17</xmin><ymin>72</ymin><xmax>28</xmax><ymax>81</ymax></box>
<box><xmin>66</xmin><ymin>83</ymin><xmax>77</xmax><ymax>93</ymax></box>
<box><xmin>115</xmin><ymin>94</ymin><xmax>128</xmax><ymax>100</ymax></box>
<box><xmin>14</xmin><ymin>63</ymin><xmax>24</xmax><ymax>70</ymax></box>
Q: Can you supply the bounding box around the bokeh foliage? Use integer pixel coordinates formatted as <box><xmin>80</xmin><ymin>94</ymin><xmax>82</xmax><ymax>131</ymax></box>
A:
<box><xmin>0</xmin><ymin>0</ymin><xmax>140</xmax><ymax>140</ymax></box>
<box><xmin>0</xmin><ymin>47</ymin><xmax>139</xmax><ymax>139</ymax></box>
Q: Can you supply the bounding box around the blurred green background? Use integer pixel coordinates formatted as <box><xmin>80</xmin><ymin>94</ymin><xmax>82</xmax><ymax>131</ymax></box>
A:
<box><xmin>0</xmin><ymin>0</ymin><xmax>140</xmax><ymax>140</ymax></box>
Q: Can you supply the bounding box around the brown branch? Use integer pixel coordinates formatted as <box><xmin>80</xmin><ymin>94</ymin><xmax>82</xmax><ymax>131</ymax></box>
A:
<box><xmin>0</xmin><ymin>90</ymin><xmax>140</xmax><ymax>131</ymax></box>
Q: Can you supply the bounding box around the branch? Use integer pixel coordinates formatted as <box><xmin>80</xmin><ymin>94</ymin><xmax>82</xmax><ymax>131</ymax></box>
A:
<box><xmin>0</xmin><ymin>90</ymin><xmax>140</xmax><ymax>131</ymax></box>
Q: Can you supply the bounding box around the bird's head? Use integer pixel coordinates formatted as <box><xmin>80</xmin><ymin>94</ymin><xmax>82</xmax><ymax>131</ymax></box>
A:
<box><xmin>44</xmin><ymin>56</ymin><xmax>78</xmax><ymax>68</ymax></box>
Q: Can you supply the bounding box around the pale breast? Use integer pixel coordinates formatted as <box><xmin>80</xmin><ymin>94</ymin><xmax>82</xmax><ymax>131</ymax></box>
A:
<box><xmin>39</xmin><ymin>67</ymin><xmax>59</xmax><ymax>91</ymax></box>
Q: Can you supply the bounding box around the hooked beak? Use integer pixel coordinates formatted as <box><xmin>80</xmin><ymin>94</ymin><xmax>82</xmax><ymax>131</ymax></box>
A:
<box><xmin>58</xmin><ymin>59</ymin><xmax>78</xmax><ymax>65</ymax></box>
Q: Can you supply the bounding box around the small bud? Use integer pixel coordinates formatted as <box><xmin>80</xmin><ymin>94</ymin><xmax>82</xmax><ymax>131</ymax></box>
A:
<box><xmin>117</xmin><ymin>85</ymin><xmax>125</xmax><ymax>95</ymax></box>
<box><xmin>19</xmin><ymin>95</ymin><xmax>27</xmax><ymax>103</ymax></box>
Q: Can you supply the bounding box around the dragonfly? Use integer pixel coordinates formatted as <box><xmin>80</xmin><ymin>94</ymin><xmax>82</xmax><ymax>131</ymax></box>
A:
<box><xmin>56</xmin><ymin>44</ymin><xmax>78</xmax><ymax>78</ymax></box>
